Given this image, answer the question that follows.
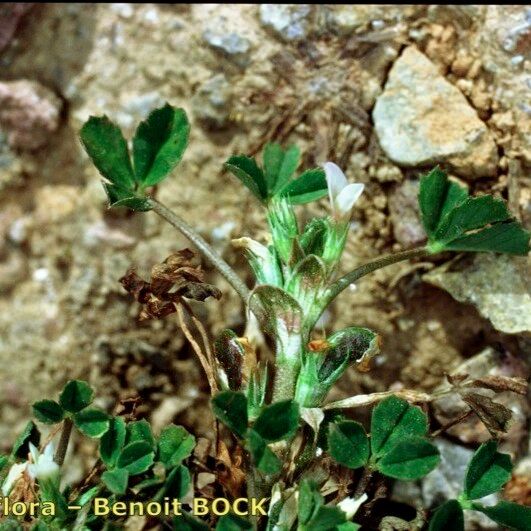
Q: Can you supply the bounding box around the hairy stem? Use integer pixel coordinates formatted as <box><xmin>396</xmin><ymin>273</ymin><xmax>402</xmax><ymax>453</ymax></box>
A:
<box><xmin>149</xmin><ymin>197</ymin><xmax>251</xmax><ymax>303</ymax></box>
<box><xmin>326</xmin><ymin>247</ymin><xmax>429</xmax><ymax>304</ymax></box>
<box><xmin>54</xmin><ymin>418</ymin><xmax>73</xmax><ymax>466</ymax></box>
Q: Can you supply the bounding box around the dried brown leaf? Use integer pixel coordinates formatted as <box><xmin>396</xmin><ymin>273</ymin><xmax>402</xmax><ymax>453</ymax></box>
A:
<box><xmin>466</xmin><ymin>375</ymin><xmax>528</xmax><ymax>396</ymax></box>
<box><xmin>462</xmin><ymin>392</ymin><xmax>513</xmax><ymax>437</ymax></box>
<box><xmin>120</xmin><ymin>249</ymin><xmax>221</xmax><ymax>321</ymax></box>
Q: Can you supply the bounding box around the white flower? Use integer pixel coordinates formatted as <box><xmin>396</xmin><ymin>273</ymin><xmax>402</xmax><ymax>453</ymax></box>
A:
<box><xmin>1</xmin><ymin>462</ymin><xmax>27</xmax><ymax>496</ymax></box>
<box><xmin>323</xmin><ymin>162</ymin><xmax>364</xmax><ymax>219</ymax></box>
<box><xmin>337</xmin><ymin>493</ymin><xmax>368</xmax><ymax>520</ymax></box>
<box><xmin>27</xmin><ymin>443</ymin><xmax>59</xmax><ymax>482</ymax></box>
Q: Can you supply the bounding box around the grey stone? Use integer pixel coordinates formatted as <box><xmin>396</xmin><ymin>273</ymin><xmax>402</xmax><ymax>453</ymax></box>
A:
<box><xmin>388</xmin><ymin>180</ymin><xmax>426</xmax><ymax>247</ymax></box>
<box><xmin>259</xmin><ymin>4</ymin><xmax>312</xmax><ymax>41</ymax></box>
<box><xmin>203</xmin><ymin>19</ymin><xmax>252</xmax><ymax>67</ymax></box>
<box><xmin>373</xmin><ymin>46</ymin><xmax>498</xmax><ymax>178</ymax></box>
<box><xmin>424</xmin><ymin>254</ymin><xmax>531</xmax><ymax>334</ymax></box>
<box><xmin>192</xmin><ymin>74</ymin><xmax>233</xmax><ymax>129</ymax></box>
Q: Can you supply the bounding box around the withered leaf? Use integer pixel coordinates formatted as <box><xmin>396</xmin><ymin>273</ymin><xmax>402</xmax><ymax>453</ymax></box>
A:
<box><xmin>462</xmin><ymin>392</ymin><xmax>512</xmax><ymax>437</ymax></box>
<box><xmin>466</xmin><ymin>376</ymin><xmax>528</xmax><ymax>396</ymax></box>
<box><xmin>120</xmin><ymin>249</ymin><xmax>221</xmax><ymax>320</ymax></box>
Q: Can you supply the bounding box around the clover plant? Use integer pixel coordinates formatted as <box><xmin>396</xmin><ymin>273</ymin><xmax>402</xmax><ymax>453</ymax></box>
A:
<box><xmin>1</xmin><ymin>103</ymin><xmax>529</xmax><ymax>530</ymax></box>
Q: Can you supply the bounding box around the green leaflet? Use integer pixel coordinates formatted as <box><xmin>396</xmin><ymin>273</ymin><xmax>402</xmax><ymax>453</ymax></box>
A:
<box><xmin>59</xmin><ymin>380</ymin><xmax>94</xmax><ymax>413</ymax></box>
<box><xmin>279</xmin><ymin>168</ymin><xmax>328</xmax><ymax>205</ymax></box>
<box><xmin>99</xmin><ymin>416</ymin><xmax>126</xmax><ymax>467</ymax></box>
<box><xmin>253</xmin><ymin>399</ymin><xmax>299</xmax><ymax>443</ymax></box>
<box><xmin>32</xmin><ymin>400</ymin><xmax>65</xmax><ymax>425</ymax></box>
<box><xmin>428</xmin><ymin>500</ymin><xmax>464</xmax><ymax>531</ymax></box>
<box><xmin>157</xmin><ymin>425</ymin><xmax>195</xmax><ymax>468</ymax></box>
<box><xmin>376</xmin><ymin>436</ymin><xmax>440</xmax><ymax>480</ymax></box>
<box><xmin>211</xmin><ymin>391</ymin><xmax>248</xmax><ymax>438</ymax></box>
<box><xmin>73</xmin><ymin>408</ymin><xmax>110</xmax><ymax>438</ymax></box>
<box><xmin>102</xmin><ymin>468</ymin><xmax>129</xmax><ymax>495</ymax></box>
<box><xmin>327</xmin><ymin>420</ymin><xmax>369</xmax><ymax>469</ymax></box>
<box><xmin>473</xmin><ymin>501</ymin><xmax>531</xmax><ymax>530</ymax></box>
<box><xmin>116</xmin><ymin>441</ymin><xmax>155</xmax><ymax>475</ymax></box>
<box><xmin>80</xmin><ymin>116</ymin><xmax>136</xmax><ymax>190</ymax></box>
<box><xmin>463</xmin><ymin>440</ymin><xmax>512</xmax><ymax>500</ymax></box>
<box><xmin>225</xmin><ymin>155</ymin><xmax>268</xmax><ymax>203</ymax></box>
<box><xmin>263</xmin><ymin>143</ymin><xmax>300</xmax><ymax>193</ymax></box>
<box><xmin>418</xmin><ymin>167</ymin><xmax>530</xmax><ymax>255</ymax></box>
<box><xmin>370</xmin><ymin>396</ymin><xmax>428</xmax><ymax>458</ymax></box>
<box><xmin>247</xmin><ymin>429</ymin><xmax>281</xmax><ymax>475</ymax></box>
<box><xmin>126</xmin><ymin>419</ymin><xmax>155</xmax><ymax>449</ymax></box>
<box><xmin>132</xmin><ymin>104</ymin><xmax>190</xmax><ymax>187</ymax></box>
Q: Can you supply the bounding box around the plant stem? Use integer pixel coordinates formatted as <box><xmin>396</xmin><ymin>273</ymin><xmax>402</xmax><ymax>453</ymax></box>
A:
<box><xmin>149</xmin><ymin>197</ymin><xmax>251</xmax><ymax>304</ymax></box>
<box><xmin>326</xmin><ymin>247</ymin><xmax>429</xmax><ymax>304</ymax></box>
<box><xmin>55</xmin><ymin>418</ymin><xmax>73</xmax><ymax>466</ymax></box>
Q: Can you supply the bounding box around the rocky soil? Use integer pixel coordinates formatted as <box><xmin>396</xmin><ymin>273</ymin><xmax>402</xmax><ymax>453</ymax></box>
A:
<box><xmin>0</xmin><ymin>4</ymin><xmax>529</xmax><ymax>520</ymax></box>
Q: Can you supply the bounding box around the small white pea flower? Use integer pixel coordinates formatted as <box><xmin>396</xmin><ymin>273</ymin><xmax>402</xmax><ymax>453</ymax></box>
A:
<box><xmin>1</xmin><ymin>462</ymin><xmax>27</xmax><ymax>496</ymax></box>
<box><xmin>323</xmin><ymin>162</ymin><xmax>364</xmax><ymax>220</ymax></box>
<box><xmin>337</xmin><ymin>493</ymin><xmax>368</xmax><ymax>520</ymax></box>
<box><xmin>27</xmin><ymin>443</ymin><xmax>59</xmax><ymax>482</ymax></box>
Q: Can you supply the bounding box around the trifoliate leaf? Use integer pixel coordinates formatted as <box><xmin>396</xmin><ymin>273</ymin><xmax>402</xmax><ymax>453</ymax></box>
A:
<box><xmin>132</xmin><ymin>104</ymin><xmax>190</xmax><ymax>187</ymax></box>
<box><xmin>59</xmin><ymin>380</ymin><xmax>94</xmax><ymax>413</ymax></box>
<box><xmin>163</xmin><ymin>464</ymin><xmax>191</xmax><ymax>499</ymax></box>
<box><xmin>428</xmin><ymin>500</ymin><xmax>464</xmax><ymax>531</ymax></box>
<box><xmin>280</xmin><ymin>168</ymin><xmax>328</xmax><ymax>205</ymax></box>
<box><xmin>263</xmin><ymin>143</ymin><xmax>300</xmax><ymax>193</ymax></box>
<box><xmin>99</xmin><ymin>416</ymin><xmax>126</xmax><ymax>467</ymax></box>
<box><xmin>327</xmin><ymin>420</ymin><xmax>369</xmax><ymax>469</ymax></box>
<box><xmin>12</xmin><ymin>421</ymin><xmax>40</xmax><ymax>459</ymax></box>
<box><xmin>80</xmin><ymin>116</ymin><xmax>136</xmax><ymax>190</ymax></box>
<box><xmin>215</xmin><ymin>514</ymin><xmax>253</xmax><ymax>531</ymax></box>
<box><xmin>126</xmin><ymin>419</ymin><xmax>155</xmax><ymax>449</ymax></box>
<box><xmin>247</xmin><ymin>429</ymin><xmax>281</xmax><ymax>475</ymax></box>
<box><xmin>225</xmin><ymin>155</ymin><xmax>267</xmax><ymax>202</ymax></box>
<box><xmin>117</xmin><ymin>441</ymin><xmax>155</xmax><ymax>475</ymax></box>
<box><xmin>370</xmin><ymin>396</ymin><xmax>428</xmax><ymax>459</ymax></box>
<box><xmin>473</xmin><ymin>500</ymin><xmax>531</xmax><ymax>530</ymax></box>
<box><xmin>32</xmin><ymin>400</ymin><xmax>65</xmax><ymax>424</ymax></box>
<box><xmin>102</xmin><ymin>468</ymin><xmax>129</xmax><ymax>495</ymax></box>
<box><xmin>376</xmin><ymin>436</ymin><xmax>440</xmax><ymax>480</ymax></box>
<box><xmin>211</xmin><ymin>391</ymin><xmax>248</xmax><ymax>438</ymax></box>
<box><xmin>253</xmin><ymin>399</ymin><xmax>299</xmax><ymax>443</ymax></box>
<box><xmin>73</xmin><ymin>408</ymin><xmax>110</xmax><ymax>438</ymax></box>
<box><xmin>464</xmin><ymin>440</ymin><xmax>512</xmax><ymax>500</ymax></box>
<box><xmin>158</xmin><ymin>425</ymin><xmax>195</xmax><ymax>468</ymax></box>
<box><xmin>418</xmin><ymin>167</ymin><xmax>530</xmax><ymax>255</ymax></box>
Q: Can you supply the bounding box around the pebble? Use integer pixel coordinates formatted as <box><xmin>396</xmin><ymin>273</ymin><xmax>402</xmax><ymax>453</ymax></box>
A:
<box><xmin>373</xmin><ymin>46</ymin><xmax>498</xmax><ymax>178</ymax></box>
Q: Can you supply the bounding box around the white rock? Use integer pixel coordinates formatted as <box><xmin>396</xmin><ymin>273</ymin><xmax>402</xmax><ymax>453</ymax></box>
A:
<box><xmin>373</xmin><ymin>46</ymin><xmax>498</xmax><ymax>178</ymax></box>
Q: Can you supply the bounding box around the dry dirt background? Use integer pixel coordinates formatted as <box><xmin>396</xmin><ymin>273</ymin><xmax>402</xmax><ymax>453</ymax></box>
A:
<box><xmin>0</xmin><ymin>4</ymin><xmax>530</xmax><ymax>515</ymax></box>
